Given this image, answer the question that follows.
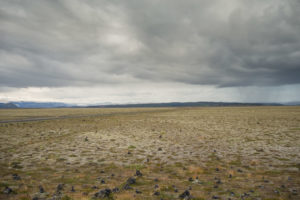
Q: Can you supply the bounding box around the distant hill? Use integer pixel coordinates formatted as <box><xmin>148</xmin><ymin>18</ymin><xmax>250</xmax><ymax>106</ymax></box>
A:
<box><xmin>0</xmin><ymin>102</ymin><xmax>18</xmax><ymax>108</ymax></box>
<box><xmin>88</xmin><ymin>101</ymin><xmax>283</xmax><ymax>108</ymax></box>
<box><xmin>11</xmin><ymin>101</ymin><xmax>73</xmax><ymax>108</ymax></box>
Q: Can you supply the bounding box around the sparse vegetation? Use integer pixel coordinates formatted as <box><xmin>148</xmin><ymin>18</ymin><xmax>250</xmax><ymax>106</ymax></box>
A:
<box><xmin>0</xmin><ymin>106</ymin><xmax>299</xmax><ymax>199</ymax></box>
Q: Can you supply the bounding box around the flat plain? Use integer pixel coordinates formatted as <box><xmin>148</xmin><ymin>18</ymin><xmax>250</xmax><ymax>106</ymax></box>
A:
<box><xmin>0</xmin><ymin>106</ymin><xmax>299</xmax><ymax>200</ymax></box>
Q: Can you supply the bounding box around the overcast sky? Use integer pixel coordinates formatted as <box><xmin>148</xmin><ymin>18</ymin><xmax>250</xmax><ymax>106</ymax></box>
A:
<box><xmin>0</xmin><ymin>0</ymin><xmax>300</xmax><ymax>104</ymax></box>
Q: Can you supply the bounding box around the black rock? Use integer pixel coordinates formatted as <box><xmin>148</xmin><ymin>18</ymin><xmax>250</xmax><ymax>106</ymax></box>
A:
<box><xmin>174</xmin><ymin>188</ymin><xmax>178</xmax><ymax>193</ymax></box>
<box><xmin>215</xmin><ymin>168</ymin><xmax>220</xmax><ymax>172</ymax></box>
<box><xmin>128</xmin><ymin>151</ymin><xmax>131</xmax><ymax>154</ymax></box>
<box><xmin>123</xmin><ymin>184</ymin><xmax>132</xmax><ymax>190</ymax></box>
<box><xmin>135</xmin><ymin>189</ymin><xmax>142</xmax><ymax>194</ymax></box>
<box><xmin>153</xmin><ymin>191</ymin><xmax>160</xmax><ymax>196</ymax></box>
<box><xmin>158</xmin><ymin>147</ymin><xmax>162</xmax><ymax>151</ymax></box>
<box><xmin>112</xmin><ymin>187</ymin><xmax>119</xmax><ymax>193</ymax></box>
<box><xmin>126</xmin><ymin>177</ymin><xmax>136</xmax><ymax>185</ymax></box>
<box><xmin>94</xmin><ymin>188</ymin><xmax>112</xmax><ymax>198</ymax></box>
<box><xmin>237</xmin><ymin>169</ymin><xmax>243</xmax><ymax>173</ymax></box>
<box><xmin>100</xmin><ymin>179</ymin><xmax>105</xmax><ymax>184</ymax></box>
<box><xmin>71</xmin><ymin>186</ymin><xmax>75</xmax><ymax>192</ymax></box>
<box><xmin>56</xmin><ymin>184</ymin><xmax>64</xmax><ymax>192</ymax></box>
<box><xmin>39</xmin><ymin>185</ymin><xmax>45</xmax><ymax>193</ymax></box>
<box><xmin>216</xmin><ymin>179</ymin><xmax>222</xmax><ymax>184</ymax></box>
<box><xmin>154</xmin><ymin>184</ymin><xmax>159</xmax><ymax>189</ymax></box>
<box><xmin>212</xmin><ymin>195</ymin><xmax>220</xmax><ymax>199</ymax></box>
<box><xmin>3</xmin><ymin>186</ymin><xmax>13</xmax><ymax>194</ymax></box>
<box><xmin>188</xmin><ymin>177</ymin><xmax>193</xmax><ymax>182</ymax></box>
<box><xmin>179</xmin><ymin>190</ymin><xmax>190</xmax><ymax>199</ymax></box>
<box><xmin>135</xmin><ymin>170</ymin><xmax>143</xmax><ymax>177</ymax></box>
<box><xmin>230</xmin><ymin>191</ymin><xmax>235</xmax><ymax>196</ymax></box>
<box><xmin>92</xmin><ymin>185</ymin><xmax>99</xmax><ymax>189</ymax></box>
<box><xmin>12</xmin><ymin>174</ymin><xmax>21</xmax><ymax>180</ymax></box>
<box><xmin>154</xmin><ymin>178</ymin><xmax>159</xmax><ymax>182</ymax></box>
<box><xmin>100</xmin><ymin>170</ymin><xmax>105</xmax><ymax>173</ymax></box>
<box><xmin>214</xmin><ymin>185</ymin><xmax>218</xmax><ymax>189</ymax></box>
<box><xmin>111</xmin><ymin>173</ymin><xmax>115</xmax><ymax>177</ymax></box>
<box><xmin>228</xmin><ymin>174</ymin><xmax>232</xmax><ymax>178</ymax></box>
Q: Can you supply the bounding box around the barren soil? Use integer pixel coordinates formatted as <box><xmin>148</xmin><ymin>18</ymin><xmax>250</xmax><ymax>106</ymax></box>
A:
<box><xmin>0</xmin><ymin>106</ymin><xmax>299</xmax><ymax>200</ymax></box>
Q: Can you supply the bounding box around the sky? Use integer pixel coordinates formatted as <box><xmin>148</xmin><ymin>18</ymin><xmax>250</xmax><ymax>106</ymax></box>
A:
<box><xmin>0</xmin><ymin>0</ymin><xmax>300</xmax><ymax>105</ymax></box>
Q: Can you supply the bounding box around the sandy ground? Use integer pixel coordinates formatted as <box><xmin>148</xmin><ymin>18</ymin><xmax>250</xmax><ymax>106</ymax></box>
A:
<box><xmin>0</xmin><ymin>106</ymin><xmax>299</xmax><ymax>200</ymax></box>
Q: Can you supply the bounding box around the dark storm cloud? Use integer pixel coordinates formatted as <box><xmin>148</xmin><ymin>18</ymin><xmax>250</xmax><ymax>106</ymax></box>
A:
<box><xmin>0</xmin><ymin>0</ymin><xmax>300</xmax><ymax>87</ymax></box>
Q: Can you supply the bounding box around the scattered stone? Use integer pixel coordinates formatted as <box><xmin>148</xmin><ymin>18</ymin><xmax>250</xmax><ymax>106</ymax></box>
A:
<box><xmin>82</xmin><ymin>192</ymin><xmax>88</xmax><ymax>196</ymax></box>
<box><xmin>135</xmin><ymin>189</ymin><xmax>142</xmax><ymax>194</ymax></box>
<box><xmin>94</xmin><ymin>188</ymin><xmax>112</xmax><ymax>198</ymax></box>
<box><xmin>215</xmin><ymin>168</ymin><xmax>220</xmax><ymax>172</ymax></box>
<box><xmin>70</xmin><ymin>186</ymin><xmax>75</xmax><ymax>192</ymax></box>
<box><xmin>241</xmin><ymin>192</ymin><xmax>250</xmax><ymax>198</ymax></box>
<box><xmin>214</xmin><ymin>185</ymin><xmax>218</xmax><ymax>189</ymax></box>
<box><xmin>159</xmin><ymin>135</ymin><xmax>162</xmax><ymax>139</ymax></box>
<box><xmin>230</xmin><ymin>191</ymin><xmax>235</xmax><ymax>196</ymax></box>
<box><xmin>153</xmin><ymin>191</ymin><xmax>160</xmax><ymax>196</ymax></box>
<box><xmin>212</xmin><ymin>195</ymin><xmax>220</xmax><ymax>199</ymax></box>
<box><xmin>237</xmin><ymin>169</ymin><xmax>243</xmax><ymax>173</ymax></box>
<box><xmin>123</xmin><ymin>184</ymin><xmax>132</xmax><ymax>190</ymax></box>
<box><xmin>39</xmin><ymin>185</ymin><xmax>45</xmax><ymax>193</ymax></box>
<box><xmin>216</xmin><ymin>179</ymin><xmax>222</xmax><ymax>184</ymax></box>
<box><xmin>188</xmin><ymin>177</ymin><xmax>193</xmax><ymax>182</ymax></box>
<box><xmin>84</xmin><ymin>136</ymin><xmax>88</xmax><ymax>141</ymax></box>
<box><xmin>12</xmin><ymin>174</ymin><xmax>21</xmax><ymax>180</ymax></box>
<box><xmin>92</xmin><ymin>185</ymin><xmax>99</xmax><ymax>189</ymax></box>
<box><xmin>111</xmin><ymin>173</ymin><xmax>115</xmax><ymax>177</ymax></box>
<box><xmin>179</xmin><ymin>190</ymin><xmax>190</xmax><ymax>199</ymax></box>
<box><xmin>188</xmin><ymin>186</ymin><xmax>192</xmax><ymax>190</ymax></box>
<box><xmin>154</xmin><ymin>184</ymin><xmax>159</xmax><ymax>189</ymax></box>
<box><xmin>135</xmin><ymin>170</ymin><xmax>143</xmax><ymax>177</ymax></box>
<box><xmin>291</xmin><ymin>189</ymin><xmax>298</xmax><ymax>195</ymax></box>
<box><xmin>100</xmin><ymin>179</ymin><xmax>105</xmax><ymax>184</ymax></box>
<box><xmin>112</xmin><ymin>187</ymin><xmax>119</xmax><ymax>193</ymax></box>
<box><xmin>3</xmin><ymin>186</ymin><xmax>13</xmax><ymax>194</ymax></box>
<box><xmin>56</xmin><ymin>184</ymin><xmax>64</xmax><ymax>193</ymax></box>
<box><xmin>128</xmin><ymin>151</ymin><xmax>131</xmax><ymax>154</ymax></box>
<box><xmin>154</xmin><ymin>178</ymin><xmax>159</xmax><ymax>182</ymax></box>
<box><xmin>158</xmin><ymin>147</ymin><xmax>162</xmax><ymax>151</ymax></box>
<box><xmin>174</xmin><ymin>188</ymin><xmax>178</xmax><ymax>193</ymax></box>
<box><xmin>126</xmin><ymin>177</ymin><xmax>136</xmax><ymax>185</ymax></box>
<box><xmin>229</xmin><ymin>174</ymin><xmax>232</xmax><ymax>178</ymax></box>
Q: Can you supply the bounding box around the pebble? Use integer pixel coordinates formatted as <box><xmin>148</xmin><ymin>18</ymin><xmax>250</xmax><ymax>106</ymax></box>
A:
<box><xmin>39</xmin><ymin>185</ymin><xmax>45</xmax><ymax>193</ymax></box>
<box><xmin>153</xmin><ymin>191</ymin><xmax>160</xmax><ymax>196</ymax></box>
<box><xmin>135</xmin><ymin>189</ymin><xmax>142</xmax><ymax>194</ymax></box>
<box><xmin>179</xmin><ymin>190</ymin><xmax>190</xmax><ymax>199</ymax></box>
<box><xmin>94</xmin><ymin>188</ymin><xmax>111</xmax><ymax>198</ymax></box>
<box><xmin>3</xmin><ymin>186</ymin><xmax>13</xmax><ymax>194</ymax></box>
<box><xmin>135</xmin><ymin>170</ymin><xmax>143</xmax><ymax>177</ymax></box>
<box><xmin>12</xmin><ymin>174</ymin><xmax>21</xmax><ymax>180</ymax></box>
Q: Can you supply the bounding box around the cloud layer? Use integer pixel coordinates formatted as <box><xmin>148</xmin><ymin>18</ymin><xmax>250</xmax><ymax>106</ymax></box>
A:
<box><xmin>0</xmin><ymin>0</ymin><xmax>300</xmax><ymax>103</ymax></box>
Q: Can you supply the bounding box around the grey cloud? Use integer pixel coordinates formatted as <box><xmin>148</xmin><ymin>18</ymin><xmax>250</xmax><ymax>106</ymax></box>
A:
<box><xmin>0</xmin><ymin>0</ymin><xmax>300</xmax><ymax>88</ymax></box>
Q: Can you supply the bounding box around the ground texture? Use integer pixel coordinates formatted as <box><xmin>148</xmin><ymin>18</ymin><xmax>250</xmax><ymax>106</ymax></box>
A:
<box><xmin>0</xmin><ymin>107</ymin><xmax>299</xmax><ymax>200</ymax></box>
